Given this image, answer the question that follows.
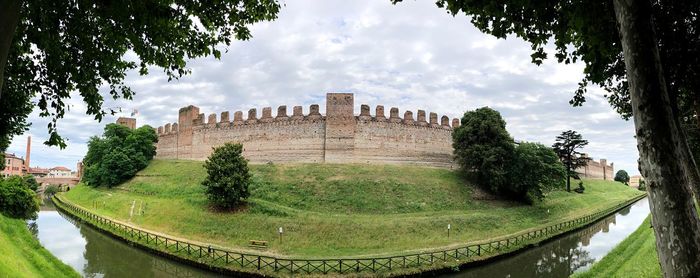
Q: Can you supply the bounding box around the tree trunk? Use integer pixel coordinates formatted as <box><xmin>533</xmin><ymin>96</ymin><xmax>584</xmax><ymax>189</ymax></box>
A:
<box><xmin>0</xmin><ymin>0</ymin><xmax>22</xmax><ymax>101</ymax></box>
<box><xmin>613</xmin><ymin>0</ymin><xmax>700</xmax><ymax>277</ymax></box>
<box><xmin>566</xmin><ymin>155</ymin><xmax>571</xmax><ymax>192</ymax></box>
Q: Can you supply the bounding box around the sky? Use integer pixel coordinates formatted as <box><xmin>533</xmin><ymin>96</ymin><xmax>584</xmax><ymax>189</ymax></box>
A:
<box><xmin>6</xmin><ymin>0</ymin><xmax>640</xmax><ymax>175</ymax></box>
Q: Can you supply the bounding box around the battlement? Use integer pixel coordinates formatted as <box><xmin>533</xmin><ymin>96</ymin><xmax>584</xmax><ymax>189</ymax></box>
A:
<box><xmin>155</xmin><ymin>93</ymin><xmax>459</xmax><ymax>167</ymax></box>
<box><xmin>575</xmin><ymin>154</ymin><xmax>615</xmax><ymax>180</ymax></box>
<box><xmin>156</xmin><ymin>102</ymin><xmax>459</xmax><ymax>136</ymax></box>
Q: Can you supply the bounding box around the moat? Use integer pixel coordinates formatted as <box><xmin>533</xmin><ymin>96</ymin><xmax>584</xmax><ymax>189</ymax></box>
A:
<box><xmin>32</xmin><ymin>197</ymin><xmax>650</xmax><ymax>277</ymax></box>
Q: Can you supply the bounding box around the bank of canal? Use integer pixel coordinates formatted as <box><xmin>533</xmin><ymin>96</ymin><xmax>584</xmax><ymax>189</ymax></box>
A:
<box><xmin>32</xmin><ymin>201</ymin><xmax>223</xmax><ymax>277</ymax></box>
<box><xmin>34</xmin><ymin>197</ymin><xmax>649</xmax><ymax>277</ymax></box>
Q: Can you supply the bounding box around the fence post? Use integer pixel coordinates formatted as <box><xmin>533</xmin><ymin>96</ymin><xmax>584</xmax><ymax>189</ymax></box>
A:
<box><xmin>257</xmin><ymin>256</ymin><xmax>261</xmax><ymax>270</ymax></box>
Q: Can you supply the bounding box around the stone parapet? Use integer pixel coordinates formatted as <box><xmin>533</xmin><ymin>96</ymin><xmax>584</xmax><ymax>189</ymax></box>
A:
<box><xmin>154</xmin><ymin>93</ymin><xmax>459</xmax><ymax>168</ymax></box>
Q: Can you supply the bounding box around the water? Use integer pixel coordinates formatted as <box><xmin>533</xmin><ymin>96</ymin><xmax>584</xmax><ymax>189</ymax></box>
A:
<box><xmin>32</xmin><ymin>201</ymin><xmax>224</xmax><ymax>278</ymax></box>
<box><xmin>32</xmin><ymin>198</ymin><xmax>650</xmax><ymax>278</ymax></box>
<box><xmin>445</xmin><ymin>197</ymin><xmax>650</xmax><ymax>277</ymax></box>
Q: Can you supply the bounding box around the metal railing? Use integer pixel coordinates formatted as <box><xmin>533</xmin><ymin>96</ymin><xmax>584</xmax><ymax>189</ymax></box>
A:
<box><xmin>53</xmin><ymin>193</ymin><xmax>646</xmax><ymax>275</ymax></box>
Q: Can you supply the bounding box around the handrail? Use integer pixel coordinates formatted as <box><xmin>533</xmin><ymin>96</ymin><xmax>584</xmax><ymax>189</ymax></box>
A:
<box><xmin>53</xmin><ymin>193</ymin><xmax>646</xmax><ymax>275</ymax></box>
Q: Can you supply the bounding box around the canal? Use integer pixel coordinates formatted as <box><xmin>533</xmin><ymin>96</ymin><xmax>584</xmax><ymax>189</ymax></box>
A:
<box><xmin>32</xmin><ymin>197</ymin><xmax>650</xmax><ymax>277</ymax></box>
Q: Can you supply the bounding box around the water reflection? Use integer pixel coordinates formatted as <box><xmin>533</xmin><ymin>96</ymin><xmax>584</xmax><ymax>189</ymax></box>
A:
<box><xmin>33</xmin><ymin>201</ymin><xmax>225</xmax><ymax>278</ymax></box>
<box><xmin>445</xmin><ymin>197</ymin><xmax>650</xmax><ymax>278</ymax></box>
<box><xmin>31</xmin><ymin>198</ymin><xmax>649</xmax><ymax>278</ymax></box>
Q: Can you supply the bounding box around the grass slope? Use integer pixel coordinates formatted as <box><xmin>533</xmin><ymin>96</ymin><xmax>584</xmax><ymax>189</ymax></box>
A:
<box><xmin>63</xmin><ymin>159</ymin><xmax>644</xmax><ymax>258</ymax></box>
<box><xmin>0</xmin><ymin>214</ymin><xmax>79</xmax><ymax>278</ymax></box>
<box><xmin>573</xmin><ymin>216</ymin><xmax>661</xmax><ymax>278</ymax></box>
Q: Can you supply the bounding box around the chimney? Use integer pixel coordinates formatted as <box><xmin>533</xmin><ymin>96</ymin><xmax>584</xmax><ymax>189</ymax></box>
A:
<box><xmin>25</xmin><ymin>136</ymin><xmax>31</xmax><ymax>168</ymax></box>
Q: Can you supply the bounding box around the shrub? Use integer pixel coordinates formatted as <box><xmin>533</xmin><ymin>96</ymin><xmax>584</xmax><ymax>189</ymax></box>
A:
<box><xmin>614</xmin><ymin>170</ymin><xmax>630</xmax><ymax>185</ymax></box>
<box><xmin>202</xmin><ymin>143</ymin><xmax>251</xmax><ymax>209</ymax></box>
<box><xmin>0</xmin><ymin>176</ymin><xmax>40</xmax><ymax>219</ymax></box>
<box><xmin>507</xmin><ymin>142</ymin><xmax>566</xmax><ymax>203</ymax></box>
<box><xmin>23</xmin><ymin>175</ymin><xmax>39</xmax><ymax>191</ymax></box>
<box><xmin>82</xmin><ymin>123</ymin><xmax>158</xmax><ymax>187</ymax></box>
<box><xmin>44</xmin><ymin>185</ymin><xmax>60</xmax><ymax>196</ymax></box>
<box><xmin>574</xmin><ymin>181</ymin><xmax>585</xmax><ymax>193</ymax></box>
<box><xmin>638</xmin><ymin>179</ymin><xmax>646</xmax><ymax>191</ymax></box>
<box><xmin>452</xmin><ymin>107</ymin><xmax>514</xmax><ymax>193</ymax></box>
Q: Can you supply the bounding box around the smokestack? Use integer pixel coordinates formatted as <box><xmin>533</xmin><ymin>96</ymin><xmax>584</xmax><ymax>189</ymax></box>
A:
<box><xmin>25</xmin><ymin>136</ymin><xmax>31</xmax><ymax>168</ymax></box>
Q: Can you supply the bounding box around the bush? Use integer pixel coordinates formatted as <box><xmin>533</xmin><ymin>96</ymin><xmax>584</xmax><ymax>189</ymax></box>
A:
<box><xmin>638</xmin><ymin>179</ymin><xmax>646</xmax><ymax>191</ymax></box>
<box><xmin>82</xmin><ymin>123</ymin><xmax>158</xmax><ymax>187</ymax></box>
<box><xmin>44</xmin><ymin>185</ymin><xmax>60</xmax><ymax>196</ymax></box>
<box><xmin>614</xmin><ymin>170</ymin><xmax>630</xmax><ymax>185</ymax></box>
<box><xmin>452</xmin><ymin>107</ymin><xmax>514</xmax><ymax>193</ymax></box>
<box><xmin>0</xmin><ymin>176</ymin><xmax>40</xmax><ymax>219</ymax></box>
<box><xmin>23</xmin><ymin>175</ymin><xmax>39</xmax><ymax>191</ymax></box>
<box><xmin>507</xmin><ymin>142</ymin><xmax>566</xmax><ymax>203</ymax></box>
<box><xmin>202</xmin><ymin>143</ymin><xmax>251</xmax><ymax>209</ymax></box>
<box><xmin>574</xmin><ymin>181</ymin><xmax>585</xmax><ymax>193</ymax></box>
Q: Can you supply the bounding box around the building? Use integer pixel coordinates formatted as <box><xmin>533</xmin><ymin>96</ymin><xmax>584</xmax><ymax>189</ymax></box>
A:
<box><xmin>49</xmin><ymin>166</ymin><xmax>73</xmax><ymax>177</ymax></box>
<box><xmin>629</xmin><ymin>175</ymin><xmax>643</xmax><ymax>188</ymax></box>
<box><xmin>28</xmin><ymin>167</ymin><xmax>49</xmax><ymax>177</ymax></box>
<box><xmin>2</xmin><ymin>153</ymin><xmax>25</xmax><ymax>177</ymax></box>
<box><xmin>117</xmin><ymin>117</ymin><xmax>137</xmax><ymax>129</ymax></box>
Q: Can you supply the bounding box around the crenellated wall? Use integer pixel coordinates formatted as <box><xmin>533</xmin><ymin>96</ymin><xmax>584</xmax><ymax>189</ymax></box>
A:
<box><xmin>575</xmin><ymin>154</ymin><xmax>614</xmax><ymax>180</ymax></box>
<box><xmin>154</xmin><ymin>93</ymin><xmax>459</xmax><ymax>168</ymax></box>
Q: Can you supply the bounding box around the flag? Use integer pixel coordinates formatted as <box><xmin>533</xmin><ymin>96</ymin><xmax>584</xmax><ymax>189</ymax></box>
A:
<box><xmin>131</xmin><ymin>109</ymin><xmax>139</xmax><ymax>117</ymax></box>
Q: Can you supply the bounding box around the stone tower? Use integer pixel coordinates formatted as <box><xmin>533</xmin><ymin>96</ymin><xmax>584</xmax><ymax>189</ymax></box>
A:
<box><xmin>324</xmin><ymin>93</ymin><xmax>355</xmax><ymax>163</ymax></box>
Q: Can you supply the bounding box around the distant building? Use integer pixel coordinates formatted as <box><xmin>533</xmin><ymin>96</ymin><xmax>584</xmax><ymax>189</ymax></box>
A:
<box><xmin>629</xmin><ymin>175</ymin><xmax>643</xmax><ymax>188</ymax></box>
<box><xmin>2</xmin><ymin>153</ymin><xmax>26</xmax><ymax>177</ymax></box>
<box><xmin>116</xmin><ymin>117</ymin><xmax>136</xmax><ymax>129</ymax></box>
<box><xmin>28</xmin><ymin>167</ymin><xmax>49</xmax><ymax>177</ymax></box>
<box><xmin>49</xmin><ymin>166</ymin><xmax>73</xmax><ymax>177</ymax></box>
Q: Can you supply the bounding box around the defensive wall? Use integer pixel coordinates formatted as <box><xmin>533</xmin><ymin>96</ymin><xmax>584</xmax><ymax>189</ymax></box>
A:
<box><xmin>152</xmin><ymin>92</ymin><xmax>615</xmax><ymax>177</ymax></box>
<box><xmin>575</xmin><ymin>154</ymin><xmax>614</xmax><ymax>180</ymax></box>
<box><xmin>154</xmin><ymin>93</ymin><xmax>459</xmax><ymax>168</ymax></box>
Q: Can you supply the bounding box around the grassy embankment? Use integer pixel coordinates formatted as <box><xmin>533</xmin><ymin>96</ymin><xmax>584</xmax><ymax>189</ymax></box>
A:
<box><xmin>0</xmin><ymin>214</ymin><xmax>79</xmax><ymax>278</ymax></box>
<box><xmin>573</xmin><ymin>216</ymin><xmax>661</xmax><ymax>277</ymax></box>
<box><xmin>62</xmin><ymin>159</ymin><xmax>644</xmax><ymax>258</ymax></box>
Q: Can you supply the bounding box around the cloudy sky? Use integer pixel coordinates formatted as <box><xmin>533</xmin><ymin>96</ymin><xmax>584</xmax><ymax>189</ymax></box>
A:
<box><xmin>7</xmin><ymin>0</ymin><xmax>639</xmax><ymax>175</ymax></box>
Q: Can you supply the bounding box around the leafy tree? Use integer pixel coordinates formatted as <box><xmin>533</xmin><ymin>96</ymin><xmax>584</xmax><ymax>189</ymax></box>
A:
<box><xmin>614</xmin><ymin>170</ymin><xmax>631</xmax><ymax>185</ymax></box>
<box><xmin>0</xmin><ymin>1</ymin><xmax>281</xmax><ymax>156</ymax></box>
<box><xmin>452</xmin><ymin>107</ymin><xmax>514</xmax><ymax>194</ymax></box>
<box><xmin>391</xmin><ymin>0</ymin><xmax>700</xmax><ymax>274</ymax></box>
<box><xmin>22</xmin><ymin>175</ymin><xmax>38</xmax><ymax>192</ymax></box>
<box><xmin>0</xmin><ymin>176</ymin><xmax>39</xmax><ymax>219</ymax></box>
<box><xmin>552</xmin><ymin>130</ymin><xmax>590</xmax><ymax>192</ymax></box>
<box><xmin>82</xmin><ymin>124</ymin><xmax>157</xmax><ymax>187</ymax></box>
<box><xmin>43</xmin><ymin>185</ymin><xmax>60</xmax><ymax>196</ymax></box>
<box><xmin>202</xmin><ymin>143</ymin><xmax>251</xmax><ymax>210</ymax></box>
<box><xmin>638</xmin><ymin>179</ymin><xmax>646</xmax><ymax>191</ymax></box>
<box><xmin>507</xmin><ymin>142</ymin><xmax>565</xmax><ymax>203</ymax></box>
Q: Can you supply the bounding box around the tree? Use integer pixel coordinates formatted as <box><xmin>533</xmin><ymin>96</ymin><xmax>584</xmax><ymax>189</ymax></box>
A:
<box><xmin>507</xmin><ymin>142</ymin><xmax>565</xmax><ymax>203</ymax></box>
<box><xmin>552</xmin><ymin>130</ymin><xmax>590</xmax><ymax>192</ymax></box>
<box><xmin>22</xmin><ymin>175</ymin><xmax>38</xmax><ymax>192</ymax></box>
<box><xmin>0</xmin><ymin>1</ymin><xmax>281</xmax><ymax>156</ymax></box>
<box><xmin>452</xmin><ymin>107</ymin><xmax>514</xmax><ymax>194</ymax></box>
<box><xmin>391</xmin><ymin>0</ymin><xmax>700</xmax><ymax>275</ymax></box>
<box><xmin>202</xmin><ymin>143</ymin><xmax>251</xmax><ymax>210</ymax></box>
<box><xmin>0</xmin><ymin>176</ymin><xmax>40</xmax><ymax>219</ymax></box>
<box><xmin>82</xmin><ymin>124</ymin><xmax>158</xmax><ymax>187</ymax></box>
<box><xmin>614</xmin><ymin>170</ymin><xmax>631</xmax><ymax>185</ymax></box>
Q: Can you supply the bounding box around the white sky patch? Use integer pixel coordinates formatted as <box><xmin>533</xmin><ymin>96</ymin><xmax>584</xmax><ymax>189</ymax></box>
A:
<box><xmin>7</xmin><ymin>0</ymin><xmax>641</xmax><ymax>175</ymax></box>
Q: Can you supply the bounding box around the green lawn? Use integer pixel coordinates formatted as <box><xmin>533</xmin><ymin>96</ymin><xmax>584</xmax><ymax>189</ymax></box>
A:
<box><xmin>62</xmin><ymin>159</ymin><xmax>644</xmax><ymax>258</ymax></box>
<box><xmin>0</xmin><ymin>213</ymin><xmax>79</xmax><ymax>278</ymax></box>
<box><xmin>573</xmin><ymin>216</ymin><xmax>661</xmax><ymax>277</ymax></box>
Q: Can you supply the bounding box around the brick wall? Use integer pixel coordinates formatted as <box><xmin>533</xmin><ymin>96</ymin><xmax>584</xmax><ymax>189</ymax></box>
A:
<box><xmin>154</xmin><ymin>93</ymin><xmax>459</xmax><ymax>168</ymax></box>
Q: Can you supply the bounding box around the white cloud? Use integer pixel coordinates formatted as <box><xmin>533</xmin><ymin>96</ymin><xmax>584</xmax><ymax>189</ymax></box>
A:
<box><xmin>7</xmin><ymin>0</ymin><xmax>640</xmax><ymax>175</ymax></box>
